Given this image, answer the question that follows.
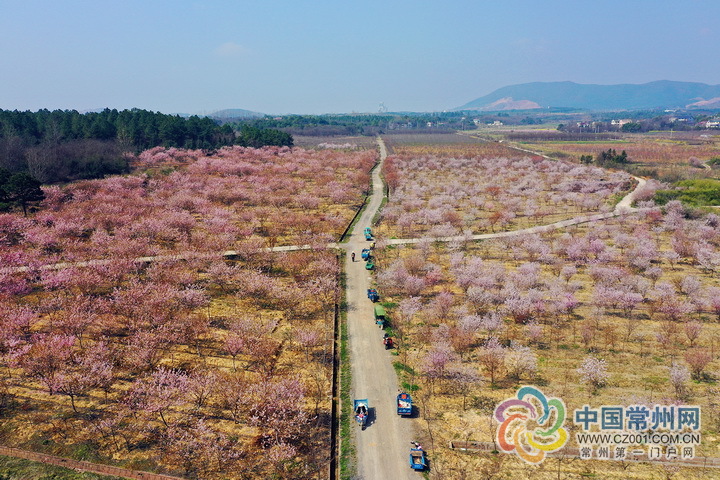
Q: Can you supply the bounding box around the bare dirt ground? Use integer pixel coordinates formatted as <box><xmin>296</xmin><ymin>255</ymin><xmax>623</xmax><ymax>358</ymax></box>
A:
<box><xmin>343</xmin><ymin>138</ymin><xmax>418</xmax><ymax>479</ymax></box>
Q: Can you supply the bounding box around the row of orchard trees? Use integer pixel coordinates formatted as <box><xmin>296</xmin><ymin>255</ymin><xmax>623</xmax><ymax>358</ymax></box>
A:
<box><xmin>0</xmin><ymin>145</ymin><xmax>375</xmax><ymax>479</ymax></box>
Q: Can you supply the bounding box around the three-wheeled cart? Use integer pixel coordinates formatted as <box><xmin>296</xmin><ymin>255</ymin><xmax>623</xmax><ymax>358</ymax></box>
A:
<box><xmin>409</xmin><ymin>447</ymin><xmax>427</xmax><ymax>470</ymax></box>
<box><xmin>397</xmin><ymin>392</ymin><xmax>412</xmax><ymax>416</ymax></box>
<box><xmin>364</xmin><ymin>227</ymin><xmax>373</xmax><ymax>241</ymax></box>
<box><xmin>374</xmin><ymin>304</ymin><xmax>386</xmax><ymax>328</ymax></box>
<box><xmin>367</xmin><ymin>288</ymin><xmax>379</xmax><ymax>302</ymax></box>
<box><xmin>361</xmin><ymin>248</ymin><xmax>371</xmax><ymax>260</ymax></box>
<box><xmin>354</xmin><ymin>399</ymin><xmax>369</xmax><ymax>429</ymax></box>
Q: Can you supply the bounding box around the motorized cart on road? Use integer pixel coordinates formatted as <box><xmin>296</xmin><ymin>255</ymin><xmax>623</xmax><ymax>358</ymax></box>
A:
<box><xmin>361</xmin><ymin>248</ymin><xmax>371</xmax><ymax>260</ymax></box>
<box><xmin>409</xmin><ymin>444</ymin><xmax>427</xmax><ymax>471</ymax></box>
<box><xmin>364</xmin><ymin>227</ymin><xmax>373</xmax><ymax>241</ymax></box>
<box><xmin>354</xmin><ymin>399</ymin><xmax>369</xmax><ymax>429</ymax></box>
<box><xmin>397</xmin><ymin>392</ymin><xmax>412</xmax><ymax>416</ymax></box>
<box><xmin>374</xmin><ymin>304</ymin><xmax>386</xmax><ymax>328</ymax></box>
<box><xmin>367</xmin><ymin>288</ymin><xmax>379</xmax><ymax>302</ymax></box>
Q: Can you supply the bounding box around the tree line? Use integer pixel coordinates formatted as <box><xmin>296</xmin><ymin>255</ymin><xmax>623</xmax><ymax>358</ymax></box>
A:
<box><xmin>0</xmin><ymin>108</ymin><xmax>235</xmax><ymax>150</ymax></box>
<box><xmin>234</xmin><ymin>112</ymin><xmax>474</xmax><ymax>136</ymax></box>
<box><xmin>580</xmin><ymin>148</ymin><xmax>629</xmax><ymax>167</ymax></box>
<box><xmin>0</xmin><ymin>108</ymin><xmax>292</xmax><ymax>184</ymax></box>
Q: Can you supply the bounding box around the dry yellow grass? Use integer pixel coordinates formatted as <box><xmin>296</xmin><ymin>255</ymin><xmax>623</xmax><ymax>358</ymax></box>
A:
<box><xmin>1</xmin><ymin>252</ymin><xmax>336</xmax><ymax>479</ymax></box>
<box><xmin>375</xmin><ymin>212</ymin><xmax>720</xmax><ymax>479</ymax></box>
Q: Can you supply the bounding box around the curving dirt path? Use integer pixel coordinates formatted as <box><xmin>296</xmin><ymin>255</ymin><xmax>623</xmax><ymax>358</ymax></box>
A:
<box><xmin>614</xmin><ymin>175</ymin><xmax>646</xmax><ymax>212</ymax></box>
<box><xmin>387</xmin><ymin>178</ymin><xmax>649</xmax><ymax>247</ymax></box>
<box><xmin>340</xmin><ymin>137</ymin><xmax>418</xmax><ymax>479</ymax></box>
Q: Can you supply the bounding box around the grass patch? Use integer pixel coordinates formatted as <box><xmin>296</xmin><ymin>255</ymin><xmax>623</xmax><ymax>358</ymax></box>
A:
<box><xmin>655</xmin><ymin>178</ymin><xmax>720</xmax><ymax>207</ymax></box>
<box><xmin>338</xmin><ymin>264</ymin><xmax>356</xmax><ymax>480</ymax></box>
<box><xmin>340</xmin><ymin>198</ymin><xmax>371</xmax><ymax>243</ymax></box>
<box><xmin>401</xmin><ymin>382</ymin><xmax>420</xmax><ymax>393</ymax></box>
<box><xmin>548</xmin><ymin>150</ymin><xmax>571</xmax><ymax>159</ymax></box>
<box><xmin>371</xmin><ymin>154</ymin><xmax>388</xmax><ymax>225</ymax></box>
<box><xmin>393</xmin><ymin>361</ymin><xmax>416</xmax><ymax>376</ymax></box>
<box><xmin>69</xmin><ymin>442</ymin><xmax>103</xmax><ymax>462</ymax></box>
<box><xmin>372</xmin><ymin>196</ymin><xmax>387</xmax><ymax>225</ymax></box>
<box><xmin>608</xmin><ymin>192</ymin><xmax>625</xmax><ymax>208</ymax></box>
<box><xmin>0</xmin><ymin>455</ymin><xmax>123</xmax><ymax>480</ymax></box>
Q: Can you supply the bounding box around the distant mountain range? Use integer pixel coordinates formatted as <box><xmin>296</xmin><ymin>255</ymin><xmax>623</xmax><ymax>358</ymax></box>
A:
<box><xmin>171</xmin><ymin>108</ymin><xmax>264</xmax><ymax>119</ymax></box>
<box><xmin>207</xmin><ymin>108</ymin><xmax>264</xmax><ymax>119</ymax></box>
<box><xmin>455</xmin><ymin>80</ymin><xmax>720</xmax><ymax>111</ymax></box>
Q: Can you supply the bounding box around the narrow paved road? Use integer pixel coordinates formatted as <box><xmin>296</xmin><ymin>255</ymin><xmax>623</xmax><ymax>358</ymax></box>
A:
<box><xmin>342</xmin><ymin>137</ymin><xmax>417</xmax><ymax>480</ymax></box>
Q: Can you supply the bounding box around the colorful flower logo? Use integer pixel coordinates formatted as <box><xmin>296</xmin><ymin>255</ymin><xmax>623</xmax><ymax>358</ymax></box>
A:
<box><xmin>494</xmin><ymin>386</ymin><xmax>568</xmax><ymax>464</ymax></box>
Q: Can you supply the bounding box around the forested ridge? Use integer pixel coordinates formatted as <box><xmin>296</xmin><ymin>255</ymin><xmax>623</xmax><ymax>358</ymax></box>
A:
<box><xmin>0</xmin><ymin>108</ymin><xmax>235</xmax><ymax>150</ymax></box>
<box><xmin>0</xmin><ymin>108</ymin><xmax>291</xmax><ymax>184</ymax></box>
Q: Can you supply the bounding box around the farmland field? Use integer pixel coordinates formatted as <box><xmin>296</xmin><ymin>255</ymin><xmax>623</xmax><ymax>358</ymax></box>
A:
<box><xmin>368</xmin><ymin>132</ymin><xmax>720</xmax><ymax>478</ymax></box>
<box><xmin>0</xmin><ymin>145</ymin><xmax>377</xmax><ymax>479</ymax></box>
<box><xmin>503</xmin><ymin>130</ymin><xmax>720</xmax><ymax>182</ymax></box>
<box><xmin>291</xmin><ymin>135</ymin><xmax>379</xmax><ymax>149</ymax></box>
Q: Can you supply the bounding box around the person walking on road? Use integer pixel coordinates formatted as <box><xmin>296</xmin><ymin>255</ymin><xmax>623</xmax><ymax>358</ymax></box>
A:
<box><xmin>351</xmin><ymin>251</ymin><xmax>356</xmax><ymax>262</ymax></box>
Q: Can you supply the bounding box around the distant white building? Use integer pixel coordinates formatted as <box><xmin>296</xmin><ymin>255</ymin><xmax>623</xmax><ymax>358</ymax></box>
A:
<box><xmin>610</xmin><ymin>119</ymin><xmax>631</xmax><ymax>126</ymax></box>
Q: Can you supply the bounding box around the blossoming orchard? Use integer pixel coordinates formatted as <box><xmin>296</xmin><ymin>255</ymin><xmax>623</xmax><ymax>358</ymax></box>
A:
<box><xmin>0</xmin><ymin>145</ymin><xmax>373</xmax><ymax>479</ymax></box>
<box><xmin>3</xmin><ymin>130</ymin><xmax>720</xmax><ymax>479</ymax></box>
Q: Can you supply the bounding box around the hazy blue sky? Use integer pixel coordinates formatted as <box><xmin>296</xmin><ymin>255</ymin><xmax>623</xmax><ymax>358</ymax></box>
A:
<box><xmin>1</xmin><ymin>1</ymin><xmax>718</xmax><ymax>114</ymax></box>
